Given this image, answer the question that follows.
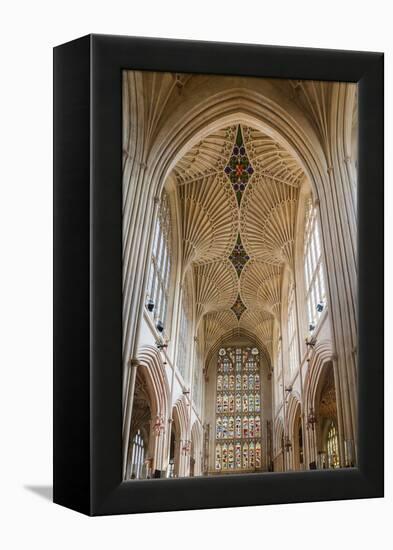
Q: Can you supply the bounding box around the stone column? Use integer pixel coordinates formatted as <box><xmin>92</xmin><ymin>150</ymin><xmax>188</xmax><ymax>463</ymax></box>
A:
<box><xmin>304</xmin><ymin>403</ymin><xmax>318</xmax><ymax>469</ymax></box>
<box><xmin>292</xmin><ymin>257</ymin><xmax>309</xmax><ymax>473</ymax></box>
<box><xmin>331</xmin><ymin>355</ymin><xmax>347</xmax><ymax>467</ymax></box>
<box><xmin>152</xmin><ymin>414</ymin><xmax>166</xmax><ymax>474</ymax></box>
<box><xmin>122</xmin><ymin>359</ymin><xmax>139</xmax><ymax>479</ymax></box>
<box><xmin>184</xmin><ymin>336</ymin><xmax>198</xmax><ymax>477</ymax></box>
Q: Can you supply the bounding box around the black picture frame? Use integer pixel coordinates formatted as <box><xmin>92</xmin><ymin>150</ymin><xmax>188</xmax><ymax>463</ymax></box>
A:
<box><xmin>53</xmin><ymin>34</ymin><xmax>384</xmax><ymax>516</ymax></box>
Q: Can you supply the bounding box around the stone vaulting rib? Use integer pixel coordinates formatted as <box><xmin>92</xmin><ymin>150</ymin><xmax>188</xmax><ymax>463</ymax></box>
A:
<box><xmin>194</xmin><ymin>260</ymin><xmax>239</xmax><ymax>323</ymax></box>
<box><xmin>172</xmin><ymin>123</ymin><xmax>304</xmax><ymax>355</ymax></box>
<box><xmin>240</xmin><ymin>174</ymin><xmax>299</xmax><ymax>265</ymax></box>
<box><xmin>240</xmin><ymin>260</ymin><xmax>282</xmax><ymax>318</ymax></box>
<box><xmin>179</xmin><ymin>173</ymin><xmax>238</xmax><ymax>270</ymax></box>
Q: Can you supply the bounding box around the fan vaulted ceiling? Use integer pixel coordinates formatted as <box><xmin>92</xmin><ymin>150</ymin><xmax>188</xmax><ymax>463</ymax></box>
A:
<box><xmin>172</xmin><ymin>124</ymin><xmax>305</xmax><ymax>363</ymax></box>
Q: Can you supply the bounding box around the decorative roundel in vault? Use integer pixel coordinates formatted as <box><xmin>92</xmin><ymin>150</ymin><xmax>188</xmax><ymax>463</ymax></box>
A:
<box><xmin>228</xmin><ymin>233</ymin><xmax>250</xmax><ymax>277</ymax></box>
<box><xmin>224</xmin><ymin>125</ymin><xmax>254</xmax><ymax>206</ymax></box>
<box><xmin>231</xmin><ymin>294</ymin><xmax>247</xmax><ymax>321</ymax></box>
<box><xmin>172</xmin><ymin>122</ymin><xmax>305</xmax><ymax>358</ymax></box>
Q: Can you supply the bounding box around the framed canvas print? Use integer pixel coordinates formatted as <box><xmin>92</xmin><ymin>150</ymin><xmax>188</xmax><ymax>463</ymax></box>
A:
<box><xmin>53</xmin><ymin>34</ymin><xmax>384</xmax><ymax>516</ymax></box>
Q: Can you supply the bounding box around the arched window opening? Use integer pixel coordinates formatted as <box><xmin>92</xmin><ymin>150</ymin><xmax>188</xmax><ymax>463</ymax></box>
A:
<box><xmin>177</xmin><ymin>282</ymin><xmax>190</xmax><ymax>382</ymax></box>
<box><xmin>316</xmin><ymin>363</ymin><xmax>340</xmax><ymax>469</ymax></box>
<box><xmin>193</xmin><ymin>360</ymin><xmax>203</xmax><ymax>413</ymax></box>
<box><xmin>298</xmin><ymin>422</ymin><xmax>304</xmax><ymax>466</ymax></box>
<box><xmin>168</xmin><ymin>429</ymin><xmax>176</xmax><ymax>478</ymax></box>
<box><xmin>326</xmin><ymin>421</ymin><xmax>340</xmax><ymax>469</ymax></box>
<box><xmin>215</xmin><ymin>346</ymin><xmax>262</xmax><ymax>472</ymax></box>
<box><xmin>190</xmin><ymin>456</ymin><xmax>195</xmax><ymax>477</ymax></box>
<box><xmin>304</xmin><ymin>198</ymin><xmax>326</xmax><ymax>332</ymax></box>
<box><xmin>287</xmin><ymin>280</ymin><xmax>299</xmax><ymax>375</ymax></box>
<box><xmin>274</xmin><ymin>338</ymin><xmax>282</xmax><ymax>412</ymax></box>
<box><xmin>130</xmin><ymin>429</ymin><xmax>145</xmax><ymax>479</ymax></box>
<box><xmin>146</xmin><ymin>190</ymin><xmax>172</xmax><ymax>333</ymax></box>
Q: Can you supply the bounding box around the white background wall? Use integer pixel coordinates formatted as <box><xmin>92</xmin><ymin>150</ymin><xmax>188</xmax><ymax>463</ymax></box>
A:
<box><xmin>0</xmin><ymin>1</ymin><xmax>390</xmax><ymax>548</ymax></box>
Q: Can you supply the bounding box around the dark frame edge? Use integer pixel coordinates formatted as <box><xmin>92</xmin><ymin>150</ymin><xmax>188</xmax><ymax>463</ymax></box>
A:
<box><xmin>53</xmin><ymin>34</ymin><xmax>384</xmax><ymax>517</ymax></box>
<box><xmin>357</xmin><ymin>51</ymin><xmax>384</xmax><ymax>499</ymax></box>
<box><xmin>53</xmin><ymin>34</ymin><xmax>92</xmax><ymax>516</ymax></box>
<box><xmin>91</xmin><ymin>468</ymin><xmax>381</xmax><ymax>517</ymax></box>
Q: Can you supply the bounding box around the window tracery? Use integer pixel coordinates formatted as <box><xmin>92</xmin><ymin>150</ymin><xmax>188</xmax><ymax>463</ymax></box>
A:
<box><xmin>274</xmin><ymin>339</ymin><xmax>282</xmax><ymax>411</ymax></box>
<box><xmin>177</xmin><ymin>281</ymin><xmax>190</xmax><ymax>382</ymax></box>
<box><xmin>192</xmin><ymin>344</ymin><xmax>203</xmax><ymax>413</ymax></box>
<box><xmin>287</xmin><ymin>280</ymin><xmax>299</xmax><ymax>375</ymax></box>
<box><xmin>304</xmin><ymin>198</ymin><xmax>327</xmax><ymax>331</ymax></box>
<box><xmin>146</xmin><ymin>191</ymin><xmax>172</xmax><ymax>332</ymax></box>
<box><xmin>130</xmin><ymin>429</ymin><xmax>145</xmax><ymax>479</ymax></box>
<box><xmin>215</xmin><ymin>346</ymin><xmax>262</xmax><ymax>471</ymax></box>
<box><xmin>326</xmin><ymin>421</ymin><xmax>340</xmax><ymax>468</ymax></box>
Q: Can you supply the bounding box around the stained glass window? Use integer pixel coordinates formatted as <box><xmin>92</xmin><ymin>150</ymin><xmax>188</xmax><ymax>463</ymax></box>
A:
<box><xmin>255</xmin><ymin>441</ymin><xmax>261</xmax><ymax>468</ymax></box>
<box><xmin>304</xmin><ymin>197</ymin><xmax>327</xmax><ymax>331</ymax></box>
<box><xmin>146</xmin><ymin>191</ymin><xmax>172</xmax><ymax>331</ymax></box>
<box><xmin>216</xmin><ymin>444</ymin><xmax>222</xmax><ymax>469</ymax></box>
<box><xmin>215</xmin><ymin>346</ymin><xmax>263</xmax><ymax>471</ymax></box>
<box><xmin>327</xmin><ymin>421</ymin><xmax>340</xmax><ymax>468</ymax></box>
<box><xmin>222</xmin><ymin>443</ymin><xmax>228</xmax><ymax>469</ymax></box>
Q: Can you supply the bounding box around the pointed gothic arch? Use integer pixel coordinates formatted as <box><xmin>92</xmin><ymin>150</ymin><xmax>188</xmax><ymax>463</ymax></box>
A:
<box><xmin>122</xmin><ymin>71</ymin><xmax>358</xmax><ymax>480</ymax></box>
<box><xmin>303</xmin><ymin>341</ymin><xmax>343</xmax><ymax>468</ymax></box>
<box><xmin>190</xmin><ymin>421</ymin><xmax>203</xmax><ymax>477</ymax></box>
<box><xmin>286</xmin><ymin>394</ymin><xmax>303</xmax><ymax>471</ymax></box>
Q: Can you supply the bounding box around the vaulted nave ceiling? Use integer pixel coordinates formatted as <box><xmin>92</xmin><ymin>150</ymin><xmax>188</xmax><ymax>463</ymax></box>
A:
<box><xmin>171</xmin><ymin>123</ymin><xmax>306</xmax><ymax>363</ymax></box>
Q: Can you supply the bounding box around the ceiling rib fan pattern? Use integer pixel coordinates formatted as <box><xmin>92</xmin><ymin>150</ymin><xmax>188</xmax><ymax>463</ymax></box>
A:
<box><xmin>174</xmin><ymin>126</ymin><xmax>237</xmax><ymax>184</ymax></box>
<box><xmin>240</xmin><ymin>309</ymin><xmax>275</xmax><ymax>358</ymax></box>
<box><xmin>173</xmin><ymin>123</ymin><xmax>305</xmax><ymax>362</ymax></box>
<box><xmin>240</xmin><ymin>260</ymin><xmax>282</xmax><ymax>319</ymax></box>
<box><xmin>203</xmin><ymin>310</ymin><xmax>239</xmax><ymax>356</ymax></box>
<box><xmin>240</xmin><ymin>175</ymin><xmax>299</xmax><ymax>265</ymax></box>
<box><xmin>178</xmin><ymin>172</ymin><xmax>238</xmax><ymax>270</ymax></box>
<box><xmin>194</xmin><ymin>260</ymin><xmax>239</xmax><ymax>324</ymax></box>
